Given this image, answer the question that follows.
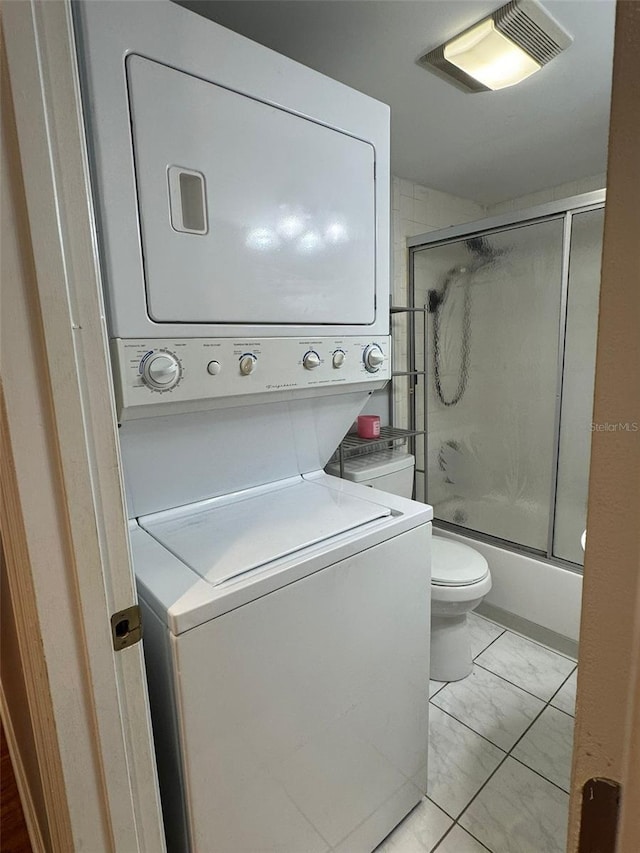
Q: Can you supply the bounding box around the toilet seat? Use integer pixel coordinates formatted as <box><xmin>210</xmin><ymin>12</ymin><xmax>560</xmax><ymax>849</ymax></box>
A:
<box><xmin>431</xmin><ymin>536</ymin><xmax>489</xmax><ymax>586</ymax></box>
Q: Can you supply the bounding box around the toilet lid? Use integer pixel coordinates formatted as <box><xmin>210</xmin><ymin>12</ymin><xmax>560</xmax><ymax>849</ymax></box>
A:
<box><xmin>431</xmin><ymin>536</ymin><xmax>489</xmax><ymax>586</ymax></box>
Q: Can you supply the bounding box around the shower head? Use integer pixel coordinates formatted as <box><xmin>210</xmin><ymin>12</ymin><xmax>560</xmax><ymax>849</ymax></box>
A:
<box><xmin>428</xmin><ymin>234</ymin><xmax>505</xmax><ymax>313</ymax></box>
<box><xmin>464</xmin><ymin>235</ymin><xmax>507</xmax><ymax>269</ymax></box>
<box><xmin>465</xmin><ymin>236</ymin><xmax>495</xmax><ymax>258</ymax></box>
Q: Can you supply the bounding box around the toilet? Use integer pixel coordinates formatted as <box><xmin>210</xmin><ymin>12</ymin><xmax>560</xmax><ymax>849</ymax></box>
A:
<box><xmin>326</xmin><ymin>449</ymin><xmax>491</xmax><ymax>681</ymax></box>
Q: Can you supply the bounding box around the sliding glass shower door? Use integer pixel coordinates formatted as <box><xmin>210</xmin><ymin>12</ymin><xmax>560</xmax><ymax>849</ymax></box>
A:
<box><xmin>553</xmin><ymin>208</ymin><xmax>605</xmax><ymax>564</ymax></box>
<box><xmin>414</xmin><ymin>220</ymin><xmax>564</xmax><ymax>551</ymax></box>
<box><xmin>411</xmin><ymin>194</ymin><xmax>604</xmax><ymax>568</ymax></box>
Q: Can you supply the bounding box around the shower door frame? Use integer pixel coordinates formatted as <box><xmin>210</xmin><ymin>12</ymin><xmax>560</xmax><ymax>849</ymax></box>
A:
<box><xmin>407</xmin><ymin>190</ymin><xmax>606</xmax><ymax>574</ymax></box>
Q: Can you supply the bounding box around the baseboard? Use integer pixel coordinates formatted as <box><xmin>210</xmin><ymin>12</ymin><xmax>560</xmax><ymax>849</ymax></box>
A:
<box><xmin>0</xmin><ymin>684</ymin><xmax>46</xmax><ymax>853</ymax></box>
<box><xmin>476</xmin><ymin>601</ymin><xmax>579</xmax><ymax>660</ymax></box>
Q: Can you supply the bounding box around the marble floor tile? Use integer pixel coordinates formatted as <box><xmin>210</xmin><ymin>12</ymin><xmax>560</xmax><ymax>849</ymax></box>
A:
<box><xmin>459</xmin><ymin>756</ymin><xmax>569</xmax><ymax>853</ymax></box>
<box><xmin>375</xmin><ymin>798</ymin><xmax>452</xmax><ymax>853</ymax></box>
<box><xmin>512</xmin><ymin>706</ymin><xmax>574</xmax><ymax>792</ymax></box>
<box><xmin>475</xmin><ymin>632</ymin><xmax>576</xmax><ymax>701</ymax></box>
<box><xmin>550</xmin><ymin>669</ymin><xmax>577</xmax><ymax>716</ymax></box>
<box><xmin>468</xmin><ymin>613</ymin><xmax>505</xmax><ymax>658</ymax></box>
<box><xmin>429</xmin><ymin>680</ymin><xmax>447</xmax><ymax>699</ymax></box>
<box><xmin>428</xmin><ymin>706</ymin><xmax>504</xmax><ymax>817</ymax></box>
<box><xmin>434</xmin><ymin>825</ymin><xmax>489</xmax><ymax>852</ymax></box>
<box><xmin>432</xmin><ymin>665</ymin><xmax>545</xmax><ymax>751</ymax></box>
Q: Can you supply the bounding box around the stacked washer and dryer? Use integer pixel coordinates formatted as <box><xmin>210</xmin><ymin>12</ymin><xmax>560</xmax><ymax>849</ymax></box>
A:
<box><xmin>75</xmin><ymin>2</ymin><xmax>432</xmax><ymax>852</ymax></box>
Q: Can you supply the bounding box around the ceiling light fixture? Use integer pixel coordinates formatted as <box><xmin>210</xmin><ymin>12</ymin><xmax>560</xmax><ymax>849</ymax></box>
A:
<box><xmin>419</xmin><ymin>0</ymin><xmax>572</xmax><ymax>92</ymax></box>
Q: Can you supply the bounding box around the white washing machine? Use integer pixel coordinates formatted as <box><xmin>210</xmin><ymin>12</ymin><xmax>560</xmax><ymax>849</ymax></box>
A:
<box><xmin>133</xmin><ymin>475</ymin><xmax>431</xmax><ymax>852</ymax></box>
<box><xmin>74</xmin><ymin>2</ymin><xmax>432</xmax><ymax>850</ymax></box>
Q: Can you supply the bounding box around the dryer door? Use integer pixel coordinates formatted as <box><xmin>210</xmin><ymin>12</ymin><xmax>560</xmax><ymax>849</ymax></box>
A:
<box><xmin>127</xmin><ymin>55</ymin><xmax>376</xmax><ymax>326</ymax></box>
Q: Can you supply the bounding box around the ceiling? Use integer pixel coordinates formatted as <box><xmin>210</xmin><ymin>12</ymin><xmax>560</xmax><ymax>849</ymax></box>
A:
<box><xmin>178</xmin><ymin>0</ymin><xmax>615</xmax><ymax>205</ymax></box>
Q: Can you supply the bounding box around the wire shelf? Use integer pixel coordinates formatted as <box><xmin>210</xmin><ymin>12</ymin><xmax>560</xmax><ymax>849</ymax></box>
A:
<box><xmin>338</xmin><ymin>427</ymin><xmax>423</xmax><ymax>459</ymax></box>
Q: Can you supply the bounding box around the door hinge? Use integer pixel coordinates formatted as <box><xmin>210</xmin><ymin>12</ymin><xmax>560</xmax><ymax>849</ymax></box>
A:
<box><xmin>578</xmin><ymin>777</ymin><xmax>620</xmax><ymax>853</ymax></box>
<box><xmin>110</xmin><ymin>605</ymin><xmax>143</xmax><ymax>651</ymax></box>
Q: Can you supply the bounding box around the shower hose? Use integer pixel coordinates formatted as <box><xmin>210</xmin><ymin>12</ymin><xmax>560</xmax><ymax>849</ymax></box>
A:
<box><xmin>432</xmin><ymin>279</ymin><xmax>471</xmax><ymax>407</ymax></box>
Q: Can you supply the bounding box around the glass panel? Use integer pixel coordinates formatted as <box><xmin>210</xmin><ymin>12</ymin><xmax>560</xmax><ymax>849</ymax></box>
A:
<box><xmin>179</xmin><ymin>172</ymin><xmax>206</xmax><ymax>232</ymax></box>
<box><xmin>553</xmin><ymin>208</ymin><xmax>605</xmax><ymax>565</ymax></box>
<box><xmin>414</xmin><ymin>220</ymin><xmax>564</xmax><ymax>551</ymax></box>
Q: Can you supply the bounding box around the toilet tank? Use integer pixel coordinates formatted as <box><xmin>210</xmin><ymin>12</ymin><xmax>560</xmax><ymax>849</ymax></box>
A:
<box><xmin>326</xmin><ymin>450</ymin><xmax>415</xmax><ymax>498</ymax></box>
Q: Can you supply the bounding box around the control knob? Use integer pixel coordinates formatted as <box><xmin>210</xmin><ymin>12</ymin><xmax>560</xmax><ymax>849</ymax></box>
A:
<box><xmin>332</xmin><ymin>350</ymin><xmax>346</xmax><ymax>369</ymax></box>
<box><xmin>141</xmin><ymin>352</ymin><xmax>180</xmax><ymax>390</ymax></box>
<box><xmin>239</xmin><ymin>354</ymin><xmax>257</xmax><ymax>375</ymax></box>
<box><xmin>363</xmin><ymin>344</ymin><xmax>384</xmax><ymax>373</ymax></box>
<box><xmin>303</xmin><ymin>351</ymin><xmax>321</xmax><ymax>370</ymax></box>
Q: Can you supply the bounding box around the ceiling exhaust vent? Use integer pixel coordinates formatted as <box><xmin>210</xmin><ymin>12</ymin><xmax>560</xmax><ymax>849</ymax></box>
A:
<box><xmin>419</xmin><ymin>0</ymin><xmax>572</xmax><ymax>92</ymax></box>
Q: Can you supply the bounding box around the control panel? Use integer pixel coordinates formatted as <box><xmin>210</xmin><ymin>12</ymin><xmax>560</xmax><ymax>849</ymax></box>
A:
<box><xmin>111</xmin><ymin>336</ymin><xmax>391</xmax><ymax>415</ymax></box>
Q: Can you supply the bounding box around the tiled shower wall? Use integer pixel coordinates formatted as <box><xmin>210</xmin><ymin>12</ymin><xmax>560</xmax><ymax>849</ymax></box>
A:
<box><xmin>392</xmin><ymin>177</ymin><xmax>486</xmax><ymax>306</ymax></box>
<box><xmin>486</xmin><ymin>173</ymin><xmax>606</xmax><ymax>216</ymax></box>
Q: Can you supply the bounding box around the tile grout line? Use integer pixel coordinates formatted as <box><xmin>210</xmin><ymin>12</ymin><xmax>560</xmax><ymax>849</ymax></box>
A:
<box><xmin>477</xmin><ymin>623</ymin><xmax>579</xmax><ymax>663</ymax></box>
<box><xmin>425</xmin><ymin>708</ymin><xmax>511</xmax><ymax>847</ymax></box>
<box><xmin>426</xmin><ymin>623</ymin><xmax>576</xmax><ymax>851</ymax></box>
<box><xmin>547</xmin><ymin>666</ymin><xmax>578</xmax><ymax>706</ymax></box>
<box><xmin>473</xmin><ymin>659</ymin><xmax>573</xmax><ymax>704</ymax></box>
<box><xmin>471</xmin><ymin>627</ymin><xmax>507</xmax><ymax>660</ymax></box>
<box><xmin>504</xmin><ymin>686</ymin><xmax>573</xmax><ymax>783</ymax></box>
<box><xmin>429</xmin><ymin>682</ymin><xmax>448</xmax><ymax>700</ymax></box>
<box><xmin>431</xmin><ymin>644</ymin><xmax>566</xmax><ymax>752</ymax></box>
<box><xmin>491</xmin><ymin>623</ymin><xmax>579</xmax><ymax>663</ymax></box>
<box><xmin>503</xmin><ymin>698</ymin><xmax>553</xmax><ymax>755</ymax></box>
<box><xmin>437</xmin><ymin>659</ymin><xmax>576</xmax><ymax>841</ymax></box>
<box><xmin>431</xmin><ymin>678</ymin><xmax>575</xmax><ymax>786</ymax></box>
<box><xmin>429</xmin><ymin>703</ymin><xmax>510</xmax><ymax>754</ymax></box>
<box><xmin>549</xmin><ymin>703</ymin><xmax>575</xmax><ymax>719</ymax></box>
<box><xmin>509</xmin><ymin>754</ymin><xmax>571</xmax><ymax>797</ymax></box>
<box><xmin>428</xmin><ymin>622</ymin><xmax>508</xmax><ymax>704</ymax></box>
<box><xmin>451</xmin><ymin>749</ymin><xmax>512</xmax><ymax>823</ymax></box>
<box><xmin>429</xmin><ymin>820</ymin><xmax>457</xmax><ymax>852</ymax></box>
<box><xmin>429</xmin><ymin>815</ymin><xmax>495</xmax><ymax>853</ymax></box>
<box><xmin>438</xmin><ymin>659</ymin><xmax>550</xmax><ymax>706</ymax></box>
<box><xmin>425</xmin><ymin>795</ymin><xmax>456</xmax><ymax>822</ymax></box>
<box><xmin>504</xmin><ymin>666</ymin><xmax>576</xmax><ymax>786</ymax></box>
<box><xmin>452</xmin><ymin>821</ymin><xmax>495</xmax><ymax>852</ymax></box>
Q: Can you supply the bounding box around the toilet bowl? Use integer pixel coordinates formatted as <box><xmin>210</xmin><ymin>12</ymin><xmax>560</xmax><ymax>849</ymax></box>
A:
<box><xmin>430</xmin><ymin>536</ymin><xmax>491</xmax><ymax>681</ymax></box>
<box><xmin>326</xmin><ymin>449</ymin><xmax>491</xmax><ymax>681</ymax></box>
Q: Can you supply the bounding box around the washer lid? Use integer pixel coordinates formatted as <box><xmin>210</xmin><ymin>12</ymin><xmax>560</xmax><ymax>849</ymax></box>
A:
<box><xmin>431</xmin><ymin>536</ymin><xmax>489</xmax><ymax>586</ymax></box>
<box><xmin>139</xmin><ymin>478</ymin><xmax>390</xmax><ymax>587</ymax></box>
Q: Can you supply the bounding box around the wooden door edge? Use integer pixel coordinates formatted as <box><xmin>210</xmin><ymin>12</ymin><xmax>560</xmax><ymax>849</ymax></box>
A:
<box><xmin>0</xmin><ymin>682</ymin><xmax>47</xmax><ymax>853</ymax></box>
<box><xmin>0</xmin><ymin>386</ymin><xmax>74</xmax><ymax>851</ymax></box>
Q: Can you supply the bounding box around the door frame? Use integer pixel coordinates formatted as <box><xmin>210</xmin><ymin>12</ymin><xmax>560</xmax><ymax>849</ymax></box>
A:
<box><xmin>568</xmin><ymin>2</ymin><xmax>640</xmax><ymax>850</ymax></box>
<box><xmin>2</xmin><ymin>1</ymin><xmax>165</xmax><ymax>849</ymax></box>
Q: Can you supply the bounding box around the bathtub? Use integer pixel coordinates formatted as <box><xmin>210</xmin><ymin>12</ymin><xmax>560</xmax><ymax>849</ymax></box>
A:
<box><xmin>430</xmin><ymin>497</ymin><xmax>583</xmax><ymax>653</ymax></box>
